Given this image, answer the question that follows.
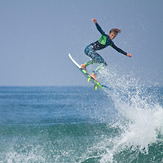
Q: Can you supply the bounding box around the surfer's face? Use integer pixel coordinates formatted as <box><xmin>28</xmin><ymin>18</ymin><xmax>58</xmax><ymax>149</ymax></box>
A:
<box><xmin>109</xmin><ymin>32</ymin><xmax>116</xmax><ymax>40</ymax></box>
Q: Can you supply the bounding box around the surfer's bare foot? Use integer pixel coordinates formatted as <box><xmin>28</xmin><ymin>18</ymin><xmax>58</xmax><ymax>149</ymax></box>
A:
<box><xmin>90</xmin><ymin>73</ymin><xmax>98</xmax><ymax>82</ymax></box>
<box><xmin>80</xmin><ymin>64</ymin><xmax>87</xmax><ymax>71</ymax></box>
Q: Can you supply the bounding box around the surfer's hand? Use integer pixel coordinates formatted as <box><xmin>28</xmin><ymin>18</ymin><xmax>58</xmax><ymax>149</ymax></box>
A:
<box><xmin>127</xmin><ymin>54</ymin><xmax>132</xmax><ymax>57</ymax></box>
<box><xmin>92</xmin><ymin>18</ymin><xmax>97</xmax><ymax>24</ymax></box>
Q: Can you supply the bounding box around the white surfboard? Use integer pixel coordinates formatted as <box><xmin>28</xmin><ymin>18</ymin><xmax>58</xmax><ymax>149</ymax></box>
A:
<box><xmin>68</xmin><ymin>53</ymin><xmax>106</xmax><ymax>90</ymax></box>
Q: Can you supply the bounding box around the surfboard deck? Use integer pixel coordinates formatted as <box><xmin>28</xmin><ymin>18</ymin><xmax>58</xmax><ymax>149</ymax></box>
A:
<box><xmin>68</xmin><ymin>53</ymin><xmax>107</xmax><ymax>90</ymax></box>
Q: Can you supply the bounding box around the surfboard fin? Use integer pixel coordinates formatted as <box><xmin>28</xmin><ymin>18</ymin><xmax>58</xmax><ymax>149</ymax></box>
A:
<box><xmin>87</xmin><ymin>77</ymin><xmax>91</xmax><ymax>83</ymax></box>
<box><xmin>94</xmin><ymin>84</ymin><xmax>98</xmax><ymax>90</ymax></box>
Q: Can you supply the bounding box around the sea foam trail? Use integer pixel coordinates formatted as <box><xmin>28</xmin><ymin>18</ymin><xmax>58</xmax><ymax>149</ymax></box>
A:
<box><xmin>98</xmin><ymin>66</ymin><xmax>163</xmax><ymax>163</ymax></box>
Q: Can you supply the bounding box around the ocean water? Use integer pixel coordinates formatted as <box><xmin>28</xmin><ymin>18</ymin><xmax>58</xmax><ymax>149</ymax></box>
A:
<box><xmin>0</xmin><ymin>85</ymin><xmax>162</xmax><ymax>163</ymax></box>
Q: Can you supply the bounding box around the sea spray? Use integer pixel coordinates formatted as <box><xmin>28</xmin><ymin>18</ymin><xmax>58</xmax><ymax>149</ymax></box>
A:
<box><xmin>97</xmin><ymin>66</ymin><xmax>163</xmax><ymax>163</ymax></box>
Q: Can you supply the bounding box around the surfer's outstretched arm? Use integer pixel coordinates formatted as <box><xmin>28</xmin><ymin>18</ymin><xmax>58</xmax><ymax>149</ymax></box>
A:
<box><xmin>92</xmin><ymin>19</ymin><xmax>107</xmax><ymax>36</ymax></box>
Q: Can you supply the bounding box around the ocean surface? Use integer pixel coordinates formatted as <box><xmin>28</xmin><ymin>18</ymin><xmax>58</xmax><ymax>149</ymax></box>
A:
<box><xmin>0</xmin><ymin>85</ymin><xmax>162</xmax><ymax>163</ymax></box>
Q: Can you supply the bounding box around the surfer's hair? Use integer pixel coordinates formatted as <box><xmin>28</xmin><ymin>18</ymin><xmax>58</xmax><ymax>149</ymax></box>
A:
<box><xmin>109</xmin><ymin>28</ymin><xmax>121</xmax><ymax>35</ymax></box>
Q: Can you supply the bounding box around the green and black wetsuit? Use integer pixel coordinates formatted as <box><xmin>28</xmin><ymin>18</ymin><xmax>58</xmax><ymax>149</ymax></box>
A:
<box><xmin>91</xmin><ymin>23</ymin><xmax>127</xmax><ymax>55</ymax></box>
<box><xmin>84</xmin><ymin>23</ymin><xmax>127</xmax><ymax>73</ymax></box>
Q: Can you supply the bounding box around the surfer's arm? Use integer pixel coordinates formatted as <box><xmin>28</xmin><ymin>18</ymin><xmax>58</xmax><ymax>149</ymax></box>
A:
<box><xmin>111</xmin><ymin>43</ymin><xmax>132</xmax><ymax>57</ymax></box>
<box><xmin>92</xmin><ymin>19</ymin><xmax>106</xmax><ymax>36</ymax></box>
<box><xmin>111</xmin><ymin>42</ymin><xmax>128</xmax><ymax>56</ymax></box>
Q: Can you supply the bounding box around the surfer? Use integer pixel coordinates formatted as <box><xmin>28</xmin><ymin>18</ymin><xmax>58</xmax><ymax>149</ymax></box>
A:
<box><xmin>81</xmin><ymin>19</ymin><xmax>132</xmax><ymax>81</ymax></box>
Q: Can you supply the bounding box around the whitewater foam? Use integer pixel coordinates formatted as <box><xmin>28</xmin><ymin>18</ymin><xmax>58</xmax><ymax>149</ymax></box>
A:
<box><xmin>98</xmin><ymin>66</ymin><xmax>163</xmax><ymax>162</ymax></box>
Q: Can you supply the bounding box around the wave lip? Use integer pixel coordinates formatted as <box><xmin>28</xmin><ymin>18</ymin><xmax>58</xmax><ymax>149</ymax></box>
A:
<box><xmin>97</xmin><ymin>67</ymin><xmax>163</xmax><ymax>163</ymax></box>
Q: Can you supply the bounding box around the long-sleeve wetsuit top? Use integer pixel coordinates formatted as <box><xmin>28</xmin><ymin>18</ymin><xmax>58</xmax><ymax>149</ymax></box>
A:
<box><xmin>91</xmin><ymin>23</ymin><xmax>127</xmax><ymax>56</ymax></box>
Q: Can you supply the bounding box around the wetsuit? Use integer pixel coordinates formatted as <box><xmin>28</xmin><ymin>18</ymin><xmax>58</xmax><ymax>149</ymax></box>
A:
<box><xmin>84</xmin><ymin>23</ymin><xmax>127</xmax><ymax>73</ymax></box>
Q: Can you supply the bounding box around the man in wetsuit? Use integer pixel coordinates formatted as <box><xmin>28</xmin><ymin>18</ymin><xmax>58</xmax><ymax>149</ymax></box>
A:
<box><xmin>81</xmin><ymin>19</ymin><xmax>132</xmax><ymax>81</ymax></box>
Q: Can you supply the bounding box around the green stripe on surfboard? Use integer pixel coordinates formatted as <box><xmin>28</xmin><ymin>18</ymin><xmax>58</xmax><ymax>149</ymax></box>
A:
<box><xmin>82</xmin><ymin>69</ymin><xmax>103</xmax><ymax>89</ymax></box>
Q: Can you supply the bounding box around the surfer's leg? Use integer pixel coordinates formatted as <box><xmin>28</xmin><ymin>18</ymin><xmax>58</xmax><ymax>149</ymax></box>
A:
<box><xmin>81</xmin><ymin>44</ymin><xmax>97</xmax><ymax>69</ymax></box>
<box><xmin>94</xmin><ymin>63</ymin><xmax>105</xmax><ymax>73</ymax></box>
<box><xmin>90</xmin><ymin>63</ymin><xmax>105</xmax><ymax>82</ymax></box>
<box><xmin>91</xmin><ymin>51</ymin><xmax>107</xmax><ymax>73</ymax></box>
<box><xmin>82</xmin><ymin>44</ymin><xmax>107</xmax><ymax>81</ymax></box>
<box><xmin>84</xmin><ymin>44</ymin><xmax>94</xmax><ymax>58</ymax></box>
<box><xmin>83</xmin><ymin>44</ymin><xmax>107</xmax><ymax>66</ymax></box>
<box><xmin>90</xmin><ymin>52</ymin><xmax>107</xmax><ymax>81</ymax></box>
<box><xmin>92</xmin><ymin>52</ymin><xmax>107</xmax><ymax>66</ymax></box>
<box><xmin>80</xmin><ymin>60</ymin><xmax>96</xmax><ymax>71</ymax></box>
<box><xmin>86</xmin><ymin>60</ymin><xmax>97</xmax><ymax>66</ymax></box>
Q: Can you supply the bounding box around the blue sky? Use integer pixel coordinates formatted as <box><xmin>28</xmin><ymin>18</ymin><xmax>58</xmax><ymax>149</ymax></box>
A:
<box><xmin>0</xmin><ymin>0</ymin><xmax>163</xmax><ymax>86</ymax></box>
